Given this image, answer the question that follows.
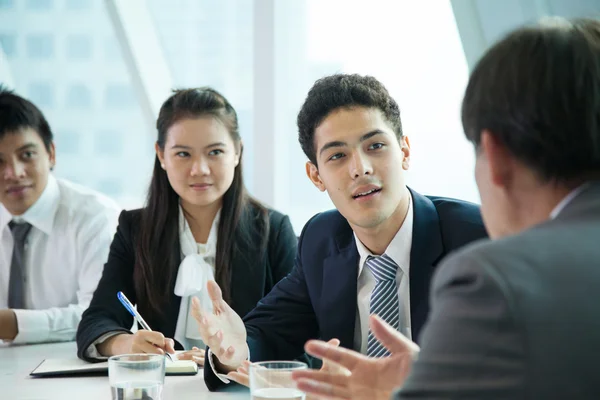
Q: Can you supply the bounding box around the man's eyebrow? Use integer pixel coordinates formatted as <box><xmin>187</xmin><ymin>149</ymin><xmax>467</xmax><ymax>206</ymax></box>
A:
<box><xmin>318</xmin><ymin>130</ymin><xmax>386</xmax><ymax>157</ymax></box>
<box><xmin>319</xmin><ymin>140</ymin><xmax>347</xmax><ymax>157</ymax></box>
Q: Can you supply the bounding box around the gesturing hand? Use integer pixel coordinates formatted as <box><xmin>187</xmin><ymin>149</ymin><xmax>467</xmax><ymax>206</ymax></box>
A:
<box><xmin>292</xmin><ymin>315</ymin><xmax>419</xmax><ymax>400</ymax></box>
<box><xmin>191</xmin><ymin>280</ymin><xmax>248</xmax><ymax>372</ymax></box>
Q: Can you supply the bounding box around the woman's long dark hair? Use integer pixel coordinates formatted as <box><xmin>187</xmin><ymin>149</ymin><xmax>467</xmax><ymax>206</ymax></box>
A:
<box><xmin>134</xmin><ymin>88</ymin><xmax>269</xmax><ymax>317</ymax></box>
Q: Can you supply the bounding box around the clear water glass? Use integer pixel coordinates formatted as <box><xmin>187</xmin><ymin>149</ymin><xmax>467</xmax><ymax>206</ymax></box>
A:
<box><xmin>250</xmin><ymin>361</ymin><xmax>307</xmax><ymax>400</ymax></box>
<box><xmin>108</xmin><ymin>354</ymin><xmax>166</xmax><ymax>400</ymax></box>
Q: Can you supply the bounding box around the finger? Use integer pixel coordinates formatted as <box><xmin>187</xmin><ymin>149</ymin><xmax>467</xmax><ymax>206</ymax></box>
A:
<box><xmin>177</xmin><ymin>350</ymin><xmax>206</xmax><ymax>361</ymax></box>
<box><xmin>191</xmin><ymin>297</ymin><xmax>219</xmax><ymax>338</ymax></box>
<box><xmin>192</xmin><ymin>356</ymin><xmax>205</xmax><ymax>366</ymax></box>
<box><xmin>204</xmin><ymin>330</ymin><xmax>225</xmax><ymax>355</ymax></box>
<box><xmin>165</xmin><ymin>338</ymin><xmax>176</xmax><ymax>354</ymax></box>
<box><xmin>136</xmin><ymin>331</ymin><xmax>166</xmax><ymax>347</ymax></box>
<box><xmin>216</xmin><ymin>345</ymin><xmax>237</xmax><ymax>364</ymax></box>
<box><xmin>239</xmin><ymin>359</ymin><xmax>251</xmax><ymax>375</ymax></box>
<box><xmin>305</xmin><ymin>340</ymin><xmax>367</xmax><ymax>371</ymax></box>
<box><xmin>321</xmin><ymin>339</ymin><xmax>345</xmax><ymax>373</ymax></box>
<box><xmin>295</xmin><ymin>378</ymin><xmax>350</xmax><ymax>400</ymax></box>
<box><xmin>370</xmin><ymin>315</ymin><xmax>419</xmax><ymax>355</ymax></box>
<box><xmin>227</xmin><ymin>371</ymin><xmax>250</xmax><ymax>387</ymax></box>
<box><xmin>206</xmin><ymin>280</ymin><xmax>226</xmax><ymax>312</ymax></box>
<box><xmin>132</xmin><ymin>340</ymin><xmax>164</xmax><ymax>355</ymax></box>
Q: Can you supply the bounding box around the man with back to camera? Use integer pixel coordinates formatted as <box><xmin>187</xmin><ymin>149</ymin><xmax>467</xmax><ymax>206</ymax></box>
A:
<box><xmin>291</xmin><ymin>17</ymin><xmax>600</xmax><ymax>400</ymax></box>
<box><xmin>188</xmin><ymin>73</ymin><xmax>489</xmax><ymax>391</ymax></box>
<box><xmin>0</xmin><ymin>86</ymin><xmax>120</xmax><ymax>344</ymax></box>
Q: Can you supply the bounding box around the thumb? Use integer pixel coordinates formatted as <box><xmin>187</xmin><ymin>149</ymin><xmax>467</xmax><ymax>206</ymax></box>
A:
<box><xmin>370</xmin><ymin>315</ymin><xmax>419</xmax><ymax>355</ymax></box>
<box><xmin>165</xmin><ymin>338</ymin><xmax>176</xmax><ymax>354</ymax></box>
<box><xmin>321</xmin><ymin>338</ymin><xmax>350</xmax><ymax>375</ymax></box>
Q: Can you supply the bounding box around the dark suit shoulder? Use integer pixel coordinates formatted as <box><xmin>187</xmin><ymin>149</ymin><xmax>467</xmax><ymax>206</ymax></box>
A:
<box><xmin>303</xmin><ymin>209</ymin><xmax>349</xmax><ymax>235</ymax></box>
<box><xmin>427</xmin><ymin>195</ymin><xmax>488</xmax><ymax>249</ymax></box>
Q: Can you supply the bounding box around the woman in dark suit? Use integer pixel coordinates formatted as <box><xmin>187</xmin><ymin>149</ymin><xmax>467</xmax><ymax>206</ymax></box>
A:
<box><xmin>76</xmin><ymin>88</ymin><xmax>297</xmax><ymax>365</ymax></box>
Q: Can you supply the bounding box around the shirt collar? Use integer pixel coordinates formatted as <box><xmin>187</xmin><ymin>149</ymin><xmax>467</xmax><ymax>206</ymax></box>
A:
<box><xmin>0</xmin><ymin>175</ymin><xmax>60</xmax><ymax>235</ymax></box>
<box><xmin>354</xmin><ymin>191</ymin><xmax>413</xmax><ymax>277</ymax></box>
<box><xmin>549</xmin><ymin>182</ymin><xmax>591</xmax><ymax>219</ymax></box>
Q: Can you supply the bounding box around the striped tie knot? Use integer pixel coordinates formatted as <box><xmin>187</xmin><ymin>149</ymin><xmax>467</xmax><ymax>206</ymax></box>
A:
<box><xmin>366</xmin><ymin>254</ymin><xmax>398</xmax><ymax>282</ymax></box>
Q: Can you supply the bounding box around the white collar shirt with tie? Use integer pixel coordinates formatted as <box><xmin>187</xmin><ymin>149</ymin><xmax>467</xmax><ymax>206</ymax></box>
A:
<box><xmin>353</xmin><ymin>192</ymin><xmax>413</xmax><ymax>354</ymax></box>
<box><xmin>0</xmin><ymin>175</ymin><xmax>120</xmax><ymax>344</ymax></box>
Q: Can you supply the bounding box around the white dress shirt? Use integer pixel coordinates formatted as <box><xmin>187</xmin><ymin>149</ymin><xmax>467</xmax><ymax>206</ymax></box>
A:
<box><xmin>354</xmin><ymin>193</ymin><xmax>413</xmax><ymax>353</ymax></box>
<box><xmin>0</xmin><ymin>175</ymin><xmax>120</xmax><ymax>344</ymax></box>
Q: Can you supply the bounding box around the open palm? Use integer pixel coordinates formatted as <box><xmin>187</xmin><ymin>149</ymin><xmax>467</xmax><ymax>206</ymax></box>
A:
<box><xmin>191</xmin><ymin>280</ymin><xmax>248</xmax><ymax>370</ymax></box>
<box><xmin>292</xmin><ymin>315</ymin><xmax>419</xmax><ymax>400</ymax></box>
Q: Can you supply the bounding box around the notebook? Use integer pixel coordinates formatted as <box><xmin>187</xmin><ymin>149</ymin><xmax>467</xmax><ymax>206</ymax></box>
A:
<box><xmin>30</xmin><ymin>355</ymin><xmax>198</xmax><ymax>377</ymax></box>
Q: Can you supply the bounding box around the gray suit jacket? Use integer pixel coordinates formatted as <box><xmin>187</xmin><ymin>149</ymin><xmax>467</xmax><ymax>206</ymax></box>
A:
<box><xmin>395</xmin><ymin>181</ymin><xmax>600</xmax><ymax>399</ymax></box>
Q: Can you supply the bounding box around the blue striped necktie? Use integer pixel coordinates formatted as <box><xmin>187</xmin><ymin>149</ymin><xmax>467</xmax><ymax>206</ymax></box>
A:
<box><xmin>366</xmin><ymin>254</ymin><xmax>400</xmax><ymax>357</ymax></box>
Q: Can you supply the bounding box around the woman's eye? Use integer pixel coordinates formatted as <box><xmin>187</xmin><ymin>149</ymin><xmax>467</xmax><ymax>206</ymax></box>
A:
<box><xmin>209</xmin><ymin>149</ymin><xmax>224</xmax><ymax>156</ymax></box>
<box><xmin>176</xmin><ymin>151</ymin><xmax>189</xmax><ymax>158</ymax></box>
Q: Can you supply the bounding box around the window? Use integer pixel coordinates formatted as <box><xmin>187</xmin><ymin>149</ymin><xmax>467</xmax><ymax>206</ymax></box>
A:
<box><xmin>65</xmin><ymin>0</ymin><xmax>91</xmax><ymax>10</ymax></box>
<box><xmin>104</xmin><ymin>84</ymin><xmax>134</xmax><ymax>109</ymax></box>
<box><xmin>94</xmin><ymin>130</ymin><xmax>122</xmax><ymax>156</ymax></box>
<box><xmin>0</xmin><ymin>0</ymin><xmax>14</xmax><ymax>9</ymax></box>
<box><xmin>28</xmin><ymin>82</ymin><xmax>54</xmax><ymax>107</ymax></box>
<box><xmin>0</xmin><ymin>34</ymin><xmax>16</xmax><ymax>57</ymax></box>
<box><xmin>55</xmin><ymin>130</ymin><xmax>81</xmax><ymax>155</ymax></box>
<box><xmin>66</xmin><ymin>34</ymin><xmax>92</xmax><ymax>60</ymax></box>
<box><xmin>26</xmin><ymin>0</ymin><xmax>52</xmax><ymax>10</ymax></box>
<box><xmin>26</xmin><ymin>34</ymin><xmax>53</xmax><ymax>58</ymax></box>
<box><xmin>65</xmin><ymin>84</ymin><xmax>92</xmax><ymax>109</ymax></box>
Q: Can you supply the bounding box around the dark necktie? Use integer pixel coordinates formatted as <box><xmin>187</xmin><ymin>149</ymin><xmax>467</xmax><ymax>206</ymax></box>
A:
<box><xmin>8</xmin><ymin>221</ymin><xmax>32</xmax><ymax>309</ymax></box>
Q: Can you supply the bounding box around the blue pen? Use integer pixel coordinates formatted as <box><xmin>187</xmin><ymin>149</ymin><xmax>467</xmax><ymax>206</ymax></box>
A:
<box><xmin>117</xmin><ymin>291</ymin><xmax>174</xmax><ymax>361</ymax></box>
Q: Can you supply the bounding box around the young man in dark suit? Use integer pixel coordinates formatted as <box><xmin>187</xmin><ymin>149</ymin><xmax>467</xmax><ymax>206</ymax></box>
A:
<box><xmin>193</xmin><ymin>74</ymin><xmax>488</xmax><ymax>390</ymax></box>
<box><xmin>293</xmin><ymin>18</ymin><xmax>600</xmax><ymax>400</ymax></box>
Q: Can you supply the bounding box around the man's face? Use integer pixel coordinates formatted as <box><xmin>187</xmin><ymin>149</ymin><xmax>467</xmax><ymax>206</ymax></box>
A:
<box><xmin>306</xmin><ymin>106</ymin><xmax>410</xmax><ymax>230</ymax></box>
<box><xmin>0</xmin><ymin>128</ymin><xmax>54</xmax><ymax>215</ymax></box>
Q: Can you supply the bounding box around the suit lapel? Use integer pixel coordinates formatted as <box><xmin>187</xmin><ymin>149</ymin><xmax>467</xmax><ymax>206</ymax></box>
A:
<box><xmin>320</xmin><ymin>229</ymin><xmax>359</xmax><ymax>351</ymax></box>
<box><xmin>408</xmin><ymin>188</ymin><xmax>443</xmax><ymax>341</ymax></box>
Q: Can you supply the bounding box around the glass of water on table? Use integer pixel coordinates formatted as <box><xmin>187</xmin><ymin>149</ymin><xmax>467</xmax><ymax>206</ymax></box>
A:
<box><xmin>250</xmin><ymin>361</ymin><xmax>308</xmax><ymax>400</ymax></box>
<box><xmin>108</xmin><ymin>354</ymin><xmax>166</xmax><ymax>400</ymax></box>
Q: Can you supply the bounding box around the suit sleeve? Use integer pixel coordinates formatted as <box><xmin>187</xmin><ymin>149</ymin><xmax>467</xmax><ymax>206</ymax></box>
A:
<box><xmin>394</xmin><ymin>250</ymin><xmax>525</xmax><ymax>399</ymax></box>
<box><xmin>268</xmin><ymin>214</ymin><xmax>298</xmax><ymax>285</ymax></box>
<box><xmin>204</xmin><ymin>217</ymin><xmax>319</xmax><ymax>391</ymax></box>
<box><xmin>76</xmin><ymin>211</ymin><xmax>136</xmax><ymax>361</ymax></box>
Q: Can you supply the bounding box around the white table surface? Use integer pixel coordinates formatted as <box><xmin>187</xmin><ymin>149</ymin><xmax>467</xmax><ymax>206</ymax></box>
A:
<box><xmin>0</xmin><ymin>341</ymin><xmax>249</xmax><ymax>399</ymax></box>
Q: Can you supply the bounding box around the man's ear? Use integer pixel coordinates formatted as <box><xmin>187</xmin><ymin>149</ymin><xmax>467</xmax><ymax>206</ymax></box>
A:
<box><xmin>401</xmin><ymin>136</ymin><xmax>410</xmax><ymax>170</ymax></box>
<box><xmin>306</xmin><ymin>161</ymin><xmax>326</xmax><ymax>192</ymax></box>
<box><xmin>49</xmin><ymin>142</ymin><xmax>56</xmax><ymax>170</ymax></box>
<box><xmin>480</xmin><ymin>130</ymin><xmax>513</xmax><ymax>189</ymax></box>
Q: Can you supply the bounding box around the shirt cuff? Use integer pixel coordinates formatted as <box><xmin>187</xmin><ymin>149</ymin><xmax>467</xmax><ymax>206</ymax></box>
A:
<box><xmin>84</xmin><ymin>331</ymin><xmax>125</xmax><ymax>360</ymax></box>
<box><xmin>12</xmin><ymin>309</ymin><xmax>50</xmax><ymax>344</ymax></box>
<box><xmin>207</xmin><ymin>344</ymin><xmax>251</xmax><ymax>384</ymax></box>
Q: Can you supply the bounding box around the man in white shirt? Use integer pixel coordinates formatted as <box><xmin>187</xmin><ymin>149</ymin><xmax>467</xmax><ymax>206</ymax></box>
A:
<box><xmin>189</xmin><ymin>74</ymin><xmax>488</xmax><ymax>391</ymax></box>
<box><xmin>0</xmin><ymin>86</ymin><xmax>120</xmax><ymax>344</ymax></box>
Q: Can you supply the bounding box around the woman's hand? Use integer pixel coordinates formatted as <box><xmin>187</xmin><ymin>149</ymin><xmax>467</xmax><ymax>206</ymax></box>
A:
<box><xmin>176</xmin><ymin>346</ymin><xmax>206</xmax><ymax>366</ymax></box>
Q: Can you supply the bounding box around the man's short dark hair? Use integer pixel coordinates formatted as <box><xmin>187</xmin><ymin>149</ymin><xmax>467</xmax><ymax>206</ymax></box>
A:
<box><xmin>0</xmin><ymin>85</ymin><xmax>53</xmax><ymax>152</ymax></box>
<box><xmin>462</xmin><ymin>17</ymin><xmax>600</xmax><ymax>182</ymax></box>
<box><xmin>297</xmin><ymin>74</ymin><xmax>403</xmax><ymax>165</ymax></box>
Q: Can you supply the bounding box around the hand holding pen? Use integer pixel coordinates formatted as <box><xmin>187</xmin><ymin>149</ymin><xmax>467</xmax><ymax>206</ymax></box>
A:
<box><xmin>117</xmin><ymin>291</ymin><xmax>176</xmax><ymax>361</ymax></box>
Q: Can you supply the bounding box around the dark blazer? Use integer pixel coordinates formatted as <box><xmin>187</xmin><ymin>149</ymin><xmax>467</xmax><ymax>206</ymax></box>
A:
<box><xmin>76</xmin><ymin>203</ymin><xmax>297</xmax><ymax>361</ymax></box>
<box><xmin>205</xmin><ymin>188</ymin><xmax>488</xmax><ymax>390</ymax></box>
<box><xmin>395</xmin><ymin>182</ymin><xmax>600</xmax><ymax>399</ymax></box>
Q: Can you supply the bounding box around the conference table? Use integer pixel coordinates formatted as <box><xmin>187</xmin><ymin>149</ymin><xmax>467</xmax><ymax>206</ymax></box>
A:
<box><xmin>0</xmin><ymin>341</ymin><xmax>248</xmax><ymax>399</ymax></box>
